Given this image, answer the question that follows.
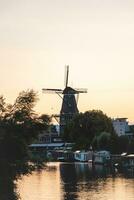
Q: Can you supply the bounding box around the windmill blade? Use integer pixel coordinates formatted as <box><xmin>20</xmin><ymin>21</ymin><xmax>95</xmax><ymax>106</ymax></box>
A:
<box><xmin>52</xmin><ymin>114</ymin><xmax>60</xmax><ymax>124</ymax></box>
<box><xmin>64</xmin><ymin>65</ymin><xmax>69</xmax><ymax>88</ymax></box>
<box><xmin>42</xmin><ymin>88</ymin><xmax>63</xmax><ymax>94</ymax></box>
<box><xmin>75</xmin><ymin>88</ymin><xmax>88</xmax><ymax>93</ymax></box>
<box><xmin>76</xmin><ymin>93</ymin><xmax>79</xmax><ymax>105</ymax></box>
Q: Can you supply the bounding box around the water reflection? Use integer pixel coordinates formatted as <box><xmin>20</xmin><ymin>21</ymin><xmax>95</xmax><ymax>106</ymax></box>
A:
<box><xmin>60</xmin><ymin>163</ymin><xmax>113</xmax><ymax>200</ymax></box>
<box><xmin>59</xmin><ymin>163</ymin><xmax>134</xmax><ymax>200</ymax></box>
<box><xmin>0</xmin><ymin>160</ymin><xmax>37</xmax><ymax>200</ymax></box>
<box><xmin>60</xmin><ymin>163</ymin><xmax>78</xmax><ymax>200</ymax></box>
<box><xmin>0</xmin><ymin>164</ymin><xmax>20</xmax><ymax>200</ymax></box>
<box><xmin>122</xmin><ymin>167</ymin><xmax>134</xmax><ymax>178</ymax></box>
<box><xmin>60</xmin><ymin>162</ymin><xmax>112</xmax><ymax>182</ymax></box>
<box><xmin>0</xmin><ymin>178</ymin><xmax>19</xmax><ymax>200</ymax></box>
<box><xmin>75</xmin><ymin>163</ymin><xmax>111</xmax><ymax>178</ymax></box>
<box><xmin>1</xmin><ymin>162</ymin><xmax>134</xmax><ymax>200</ymax></box>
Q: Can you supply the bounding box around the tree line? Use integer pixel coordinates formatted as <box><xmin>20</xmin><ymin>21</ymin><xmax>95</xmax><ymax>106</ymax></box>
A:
<box><xmin>0</xmin><ymin>90</ymin><xmax>50</xmax><ymax>175</ymax></box>
<box><xmin>0</xmin><ymin>90</ymin><xmax>134</xmax><ymax>171</ymax></box>
<box><xmin>63</xmin><ymin>110</ymin><xmax>134</xmax><ymax>154</ymax></box>
<box><xmin>2</xmin><ymin>90</ymin><xmax>134</xmax><ymax>199</ymax></box>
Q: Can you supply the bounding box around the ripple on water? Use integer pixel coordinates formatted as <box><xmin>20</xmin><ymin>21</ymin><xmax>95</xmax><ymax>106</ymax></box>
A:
<box><xmin>17</xmin><ymin>162</ymin><xmax>134</xmax><ymax>200</ymax></box>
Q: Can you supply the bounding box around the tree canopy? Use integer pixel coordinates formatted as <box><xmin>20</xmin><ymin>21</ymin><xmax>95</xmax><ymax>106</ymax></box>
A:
<box><xmin>0</xmin><ymin>90</ymin><xmax>51</xmax><ymax>200</ymax></box>
<box><xmin>63</xmin><ymin>110</ymin><xmax>115</xmax><ymax>150</ymax></box>
<box><xmin>0</xmin><ymin>90</ymin><xmax>50</xmax><ymax>168</ymax></box>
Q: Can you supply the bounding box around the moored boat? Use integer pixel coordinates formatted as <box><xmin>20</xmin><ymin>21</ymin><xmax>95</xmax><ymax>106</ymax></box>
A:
<box><xmin>93</xmin><ymin>151</ymin><xmax>111</xmax><ymax>165</ymax></box>
<box><xmin>121</xmin><ymin>154</ymin><xmax>134</xmax><ymax>168</ymax></box>
<box><xmin>74</xmin><ymin>150</ymin><xmax>93</xmax><ymax>162</ymax></box>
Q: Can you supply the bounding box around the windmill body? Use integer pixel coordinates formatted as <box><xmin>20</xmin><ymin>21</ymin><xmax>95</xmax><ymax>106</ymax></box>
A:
<box><xmin>60</xmin><ymin>86</ymin><xmax>79</xmax><ymax>134</ymax></box>
<box><xmin>42</xmin><ymin>66</ymin><xmax>87</xmax><ymax>134</ymax></box>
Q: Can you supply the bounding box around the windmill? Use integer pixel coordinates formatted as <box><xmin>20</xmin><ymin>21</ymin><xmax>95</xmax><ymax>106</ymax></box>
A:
<box><xmin>42</xmin><ymin>65</ymin><xmax>87</xmax><ymax>134</ymax></box>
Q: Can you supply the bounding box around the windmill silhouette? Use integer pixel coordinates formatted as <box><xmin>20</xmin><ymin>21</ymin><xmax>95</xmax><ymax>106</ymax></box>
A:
<box><xmin>42</xmin><ymin>65</ymin><xmax>87</xmax><ymax>134</ymax></box>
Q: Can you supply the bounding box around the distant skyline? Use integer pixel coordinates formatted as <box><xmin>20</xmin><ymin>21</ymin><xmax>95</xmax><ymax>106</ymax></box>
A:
<box><xmin>0</xmin><ymin>0</ymin><xmax>134</xmax><ymax>123</ymax></box>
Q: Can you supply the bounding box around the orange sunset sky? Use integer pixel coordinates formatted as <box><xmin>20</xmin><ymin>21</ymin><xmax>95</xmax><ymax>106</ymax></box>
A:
<box><xmin>0</xmin><ymin>0</ymin><xmax>134</xmax><ymax>123</ymax></box>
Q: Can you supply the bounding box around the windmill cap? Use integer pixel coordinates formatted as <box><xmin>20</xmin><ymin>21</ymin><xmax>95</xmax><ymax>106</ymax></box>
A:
<box><xmin>63</xmin><ymin>87</ymin><xmax>77</xmax><ymax>94</ymax></box>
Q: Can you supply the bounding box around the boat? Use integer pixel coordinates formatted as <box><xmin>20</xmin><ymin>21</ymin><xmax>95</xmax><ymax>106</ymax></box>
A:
<box><xmin>93</xmin><ymin>150</ymin><xmax>111</xmax><ymax>165</ymax></box>
<box><xmin>121</xmin><ymin>154</ymin><xmax>134</xmax><ymax>168</ymax></box>
<box><xmin>74</xmin><ymin>150</ymin><xmax>93</xmax><ymax>162</ymax></box>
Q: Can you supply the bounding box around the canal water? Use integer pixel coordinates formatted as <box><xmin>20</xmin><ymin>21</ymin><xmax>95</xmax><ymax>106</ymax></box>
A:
<box><xmin>17</xmin><ymin>162</ymin><xmax>134</xmax><ymax>200</ymax></box>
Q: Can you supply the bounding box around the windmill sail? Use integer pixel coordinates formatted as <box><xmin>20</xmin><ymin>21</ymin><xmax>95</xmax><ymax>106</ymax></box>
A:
<box><xmin>74</xmin><ymin>88</ymin><xmax>88</xmax><ymax>93</ymax></box>
<box><xmin>42</xmin><ymin>88</ymin><xmax>63</xmax><ymax>93</ymax></box>
<box><xmin>64</xmin><ymin>65</ymin><xmax>69</xmax><ymax>88</ymax></box>
<box><xmin>42</xmin><ymin>65</ymin><xmax>87</xmax><ymax>134</ymax></box>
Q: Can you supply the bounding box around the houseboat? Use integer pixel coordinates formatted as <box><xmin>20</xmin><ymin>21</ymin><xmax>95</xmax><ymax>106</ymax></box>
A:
<box><xmin>93</xmin><ymin>151</ymin><xmax>111</xmax><ymax>165</ymax></box>
<box><xmin>121</xmin><ymin>154</ymin><xmax>134</xmax><ymax>168</ymax></box>
<box><xmin>74</xmin><ymin>150</ymin><xmax>93</xmax><ymax>162</ymax></box>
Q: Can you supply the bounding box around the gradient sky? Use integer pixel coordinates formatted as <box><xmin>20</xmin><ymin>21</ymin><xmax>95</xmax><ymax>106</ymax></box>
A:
<box><xmin>0</xmin><ymin>0</ymin><xmax>134</xmax><ymax>123</ymax></box>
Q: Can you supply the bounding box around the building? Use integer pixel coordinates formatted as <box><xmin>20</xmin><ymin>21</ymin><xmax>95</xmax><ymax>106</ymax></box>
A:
<box><xmin>30</xmin><ymin>125</ymin><xmax>74</xmax><ymax>151</ymax></box>
<box><xmin>60</xmin><ymin>87</ymin><xmax>79</xmax><ymax>134</ymax></box>
<box><xmin>42</xmin><ymin>66</ymin><xmax>87</xmax><ymax>135</ymax></box>
<box><xmin>112</xmin><ymin>118</ymin><xmax>133</xmax><ymax>138</ymax></box>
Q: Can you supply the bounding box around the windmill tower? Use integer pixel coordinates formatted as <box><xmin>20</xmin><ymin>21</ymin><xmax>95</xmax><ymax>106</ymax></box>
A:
<box><xmin>42</xmin><ymin>65</ymin><xmax>87</xmax><ymax>134</ymax></box>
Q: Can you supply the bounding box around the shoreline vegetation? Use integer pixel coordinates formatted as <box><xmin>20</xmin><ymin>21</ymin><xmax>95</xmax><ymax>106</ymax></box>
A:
<box><xmin>62</xmin><ymin>110</ymin><xmax>134</xmax><ymax>154</ymax></box>
<box><xmin>0</xmin><ymin>90</ymin><xmax>50</xmax><ymax>199</ymax></box>
<box><xmin>0</xmin><ymin>89</ymin><xmax>134</xmax><ymax>199</ymax></box>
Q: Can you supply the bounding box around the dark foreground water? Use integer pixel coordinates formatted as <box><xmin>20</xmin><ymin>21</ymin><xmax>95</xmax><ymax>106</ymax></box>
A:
<box><xmin>17</xmin><ymin>162</ymin><xmax>134</xmax><ymax>200</ymax></box>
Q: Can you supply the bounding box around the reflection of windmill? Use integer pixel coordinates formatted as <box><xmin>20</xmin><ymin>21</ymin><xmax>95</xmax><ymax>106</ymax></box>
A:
<box><xmin>42</xmin><ymin>65</ymin><xmax>87</xmax><ymax>134</ymax></box>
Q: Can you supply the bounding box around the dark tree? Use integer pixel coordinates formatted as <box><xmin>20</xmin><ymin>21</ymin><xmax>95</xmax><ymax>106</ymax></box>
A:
<box><xmin>117</xmin><ymin>135</ymin><xmax>129</xmax><ymax>153</ymax></box>
<box><xmin>97</xmin><ymin>132</ymin><xmax>111</xmax><ymax>151</ymax></box>
<box><xmin>63</xmin><ymin>110</ymin><xmax>115</xmax><ymax>150</ymax></box>
<box><xmin>92</xmin><ymin>131</ymin><xmax>119</xmax><ymax>153</ymax></box>
<box><xmin>0</xmin><ymin>90</ymin><xmax>50</xmax><ymax>167</ymax></box>
<box><xmin>127</xmin><ymin>138</ymin><xmax>134</xmax><ymax>153</ymax></box>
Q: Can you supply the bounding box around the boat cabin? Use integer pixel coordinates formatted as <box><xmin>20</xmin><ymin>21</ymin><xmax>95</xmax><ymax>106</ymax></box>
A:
<box><xmin>74</xmin><ymin>150</ymin><xmax>93</xmax><ymax>162</ymax></box>
<box><xmin>94</xmin><ymin>151</ymin><xmax>111</xmax><ymax>165</ymax></box>
<box><xmin>122</xmin><ymin>154</ymin><xmax>134</xmax><ymax>168</ymax></box>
